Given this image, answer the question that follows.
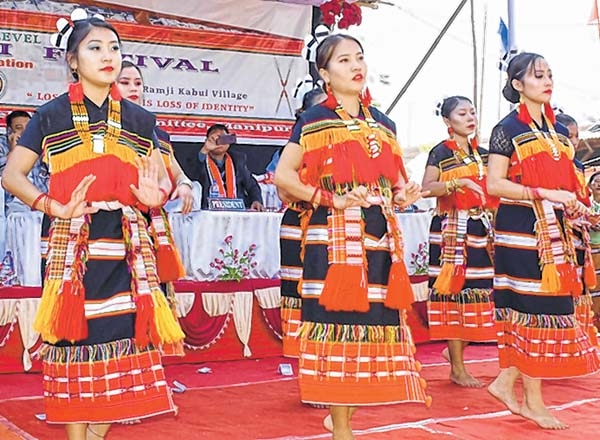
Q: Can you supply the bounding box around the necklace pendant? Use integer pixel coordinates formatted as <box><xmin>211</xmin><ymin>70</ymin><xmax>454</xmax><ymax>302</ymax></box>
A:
<box><xmin>92</xmin><ymin>133</ymin><xmax>105</xmax><ymax>154</ymax></box>
<box><xmin>367</xmin><ymin>135</ymin><xmax>381</xmax><ymax>158</ymax></box>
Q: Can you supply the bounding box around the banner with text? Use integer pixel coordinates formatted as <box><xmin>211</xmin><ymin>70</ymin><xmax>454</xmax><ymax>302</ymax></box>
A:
<box><xmin>0</xmin><ymin>1</ymin><xmax>311</xmax><ymax>145</ymax></box>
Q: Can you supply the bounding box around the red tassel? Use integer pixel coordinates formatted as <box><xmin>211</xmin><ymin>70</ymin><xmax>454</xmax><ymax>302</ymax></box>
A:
<box><xmin>68</xmin><ymin>81</ymin><xmax>84</xmax><ymax>102</ymax></box>
<box><xmin>51</xmin><ymin>281</ymin><xmax>88</xmax><ymax>342</ymax></box>
<box><xmin>385</xmin><ymin>261</ymin><xmax>414</xmax><ymax>310</ymax></box>
<box><xmin>134</xmin><ymin>295</ymin><xmax>160</xmax><ymax>348</ymax></box>
<box><xmin>450</xmin><ymin>265</ymin><xmax>467</xmax><ymax>294</ymax></box>
<box><xmin>319</xmin><ymin>264</ymin><xmax>369</xmax><ymax>312</ymax></box>
<box><xmin>359</xmin><ymin>87</ymin><xmax>372</xmax><ymax>107</ymax></box>
<box><xmin>543</xmin><ymin>102</ymin><xmax>556</xmax><ymax>125</ymax></box>
<box><xmin>516</xmin><ymin>101</ymin><xmax>533</xmax><ymax>125</ymax></box>
<box><xmin>557</xmin><ymin>263</ymin><xmax>581</xmax><ymax>296</ymax></box>
<box><xmin>585</xmin><ymin>258</ymin><xmax>597</xmax><ymax>290</ymax></box>
<box><xmin>322</xmin><ymin>84</ymin><xmax>338</xmax><ymax>110</ymax></box>
<box><xmin>110</xmin><ymin>82</ymin><xmax>122</xmax><ymax>101</ymax></box>
<box><xmin>470</xmin><ymin>135</ymin><xmax>479</xmax><ymax>150</ymax></box>
<box><xmin>155</xmin><ymin>244</ymin><xmax>186</xmax><ymax>282</ymax></box>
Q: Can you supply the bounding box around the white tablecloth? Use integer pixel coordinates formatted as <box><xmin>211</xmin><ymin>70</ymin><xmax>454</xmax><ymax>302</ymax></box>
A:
<box><xmin>169</xmin><ymin>210</ymin><xmax>284</xmax><ymax>281</ymax></box>
<box><xmin>5</xmin><ymin>211</ymin><xmax>43</xmax><ymax>287</ymax></box>
<box><xmin>3</xmin><ymin>209</ymin><xmax>432</xmax><ymax>286</ymax></box>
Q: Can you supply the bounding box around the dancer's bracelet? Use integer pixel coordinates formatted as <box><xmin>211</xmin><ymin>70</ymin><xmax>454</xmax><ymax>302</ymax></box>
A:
<box><xmin>31</xmin><ymin>193</ymin><xmax>46</xmax><ymax>211</ymax></box>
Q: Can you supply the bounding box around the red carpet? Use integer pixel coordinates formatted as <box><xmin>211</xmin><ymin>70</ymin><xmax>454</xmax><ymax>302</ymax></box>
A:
<box><xmin>1</xmin><ymin>343</ymin><xmax>599</xmax><ymax>439</ymax></box>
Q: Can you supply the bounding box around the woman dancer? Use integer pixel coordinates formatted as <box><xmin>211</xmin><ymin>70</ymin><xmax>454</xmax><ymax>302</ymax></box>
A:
<box><xmin>275</xmin><ymin>34</ymin><xmax>430</xmax><ymax>440</ymax></box>
<box><xmin>486</xmin><ymin>52</ymin><xmax>600</xmax><ymax>430</ymax></box>
<box><xmin>2</xmin><ymin>11</ymin><xmax>184</xmax><ymax>439</ymax></box>
<box><xmin>116</xmin><ymin>60</ymin><xmax>194</xmax><ymax>214</ymax></box>
<box><xmin>422</xmin><ymin>96</ymin><xmax>497</xmax><ymax>387</ymax></box>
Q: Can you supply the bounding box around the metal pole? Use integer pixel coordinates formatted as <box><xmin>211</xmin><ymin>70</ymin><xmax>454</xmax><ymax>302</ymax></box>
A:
<box><xmin>470</xmin><ymin>0</ymin><xmax>477</xmax><ymax>112</ymax></box>
<box><xmin>507</xmin><ymin>0</ymin><xmax>517</xmax><ymax>51</ymax></box>
<box><xmin>506</xmin><ymin>0</ymin><xmax>517</xmax><ymax>112</ymax></box>
<box><xmin>478</xmin><ymin>3</ymin><xmax>487</xmax><ymax>126</ymax></box>
<box><xmin>385</xmin><ymin>0</ymin><xmax>468</xmax><ymax>114</ymax></box>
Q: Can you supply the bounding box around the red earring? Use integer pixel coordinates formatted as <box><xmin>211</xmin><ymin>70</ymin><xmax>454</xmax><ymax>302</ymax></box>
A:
<box><xmin>543</xmin><ymin>102</ymin><xmax>556</xmax><ymax>125</ymax></box>
<box><xmin>110</xmin><ymin>83</ymin><xmax>122</xmax><ymax>101</ymax></box>
<box><xmin>322</xmin><ymin>83</ymin><xmax>338</xmax><ymax>110</ymax></box>
<box><xmin>359</xmin><ymin>87</ymin><xmax>372</xmax><ymax>107</ymax></box>
<box><xmin>447</xmin><ymin>126</ymin><xmax>454</xmax><ymax>138</ymax></box>
<box><xmin>470</xmin><ymin>135</ymin><xmax>479</xmax><ymax>149</ymax></box>
<box><xmin>68</xmin><ymin>81</ymin><xmax>84</xmax><ymax>102</ymax></box>
<box><xmin>516</xmin><ymin>97</ymin><xmax>533</xmax><ymax>125</ymax></box>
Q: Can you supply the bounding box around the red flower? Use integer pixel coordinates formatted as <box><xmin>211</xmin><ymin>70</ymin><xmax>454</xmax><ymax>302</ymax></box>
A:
<box><xmin>320</xmin><ymin>0</ymin><xmax>343</xmax><ymax>26</ymax></box>
<box><xmin>321</xmin><ymin>1</ymin><xmax>362</xmax><ymax>29</ymax></box>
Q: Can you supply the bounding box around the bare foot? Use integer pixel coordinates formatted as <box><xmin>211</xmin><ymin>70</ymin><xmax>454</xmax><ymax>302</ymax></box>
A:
<box><xmin>450</xmin><ymin>371</ymin><xmax>483</xmax><ymax>388</ymax></box>
<box><xmin>520</xmin><ymin>402</ymin><xmax>568</xmax><ymax>430</ymax></box>
<box><xmin>487</xmin><ymin>379</ymin><xmax>520</xmax><ymax>414</ymax></box>
<box><xmin>323</xmin><ymin>414</ymin><xmax>333</xmax><ymax>433</ymax></box>
<box><xmin>441</xmin><ymin>347</ymin><xmax>450</xmax><ymax>362</ymax></box>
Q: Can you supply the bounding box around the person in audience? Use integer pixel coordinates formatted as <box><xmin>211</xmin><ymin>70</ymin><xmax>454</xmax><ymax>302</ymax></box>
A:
<box><xmin>1</xmin><ymin>111</ymin><xmax>34</xmax><ymax>176</ymax></box>
<box><xmin>588</xmin><ymin>171</ymin><xmax>600</xmax><ymax>328</ymax></box>
<box><xmin>555</xmin><ymin>112</ymin><xmax>580</xmax><ymax>152</ymax></box>
<box><xmin>1</xmin><ymin>111</ymin><xmax>50</xmax><ymax>214</ymax></box>
<box><xmin>191</xmin><ymin>124</ymin><xmax>264</xmax><ymax>211</ymax></box>
<box><xmin>274</xmin><ymin>34</ymin><xmax>431</xmax><ymax>440</ymax></box>
<box><xmin>116</xmin><ymin>60</ymin><xmax>195</xmax><ymax>214</ymax></box>
<box><xmin>486</xmin><ymin>51</ymin><xmax>600</xmax><ymax>430</ymax></box>
<box><xmin>1</xmin><ymin>11</ymin><xmax>183</xmax><ymax>440</ymax></box>
<box><xmin>7</xmin><ymin>111</ymin><xmax>31</xmax><ymax>151</ymax></box>
<box><xmin>421</xmin><ymin>96</ymin><xmax>498</xmax><ymax>388</ymax></box>
<box><xmin>279</xmin><ymin>86</ymin><xmax>326</xmax><ymax>359</ymax></box>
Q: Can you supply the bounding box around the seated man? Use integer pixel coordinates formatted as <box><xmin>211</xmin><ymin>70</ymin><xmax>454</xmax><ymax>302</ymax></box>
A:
<box><xmin>192</xmin><ymin>124</ymin><xmax>264</xmax><ymax>211</ymax></box>
<box><xmin>1</xmin><ymin>111</ymin><xmax>48</xmax><ymax>214</ymax></box>
<box><xmin>1</xmin><ymin>110</ymin><xmax>33</xmax><ymax>176</ymax></box>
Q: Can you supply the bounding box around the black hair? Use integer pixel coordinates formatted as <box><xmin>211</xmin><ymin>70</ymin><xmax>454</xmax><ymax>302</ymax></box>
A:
<box><xmin>295</xmin><ymin>87</ymin><xmax>326</xmax><ymax>119</ymax></box>
<box><xmin>6</xmin><ymin>110</ymin><xmax>31</xmax><ymax>129</ymax></box>
<box><xmin>588</xmin><ymin>172</ymin><xmax>600</xmax><ymax>185</ymax></box>
<box><xmin>502</xmin><ymin>52</ymin><xmax>545</xmax><ymax>103</ymax></box>
<box><xmin>206</xmin><ymin>124</ymin><xmax>229</xmax><ymax>138</ymax></box>
<box><xmin>555</xmin><ymin>113</ymin><xmax>577</xmax><ymax>127</ymax></box>
<box><xmin>66</xmin><ymin>17</ymin><xmax>121</xmax><ymax>80</ymax></box>
<box><xmin>120</xmin><ymin>60</ymin><xmax>143</xmax><ymax>79</ymax></box>
<box><xmin>440</xmin><ymin>96</ymin><xmax>472</xmax><ymax>118</ymax></box>
<box><xmin>315</xmin><ymin>34</ymin><xmax>363</xmax><ymax>70</ymax></box>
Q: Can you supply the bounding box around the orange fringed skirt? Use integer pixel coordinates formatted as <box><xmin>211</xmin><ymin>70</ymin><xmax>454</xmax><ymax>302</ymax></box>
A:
<box><xmin>427</xmin><ymin>214</ymin><xmax>496</xmax><ymax>342</ymax></box>
<box><xmin>297</xmin><ymin>206</ymin><xmax>430</xmax><ymax>406</ymax></box>
<box><xmin>40</xmin><ymin>210</ymin><xmax>177</xmax><ymax>423</ymax></box>
<box><xmin>493</xmin><ymin>202</ymin><xmax>600</xmax><ymax>378</ymax></box>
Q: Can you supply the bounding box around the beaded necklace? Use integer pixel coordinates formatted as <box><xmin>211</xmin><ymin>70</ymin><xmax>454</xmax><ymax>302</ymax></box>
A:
<box><xmin>69</xmin><ymin>81</ymin><xmax>122</xmax><ymax>154</ymax></box>
<box><xmin>333</xmin><ymin>103</ymin><xmax>382</xmax><ymax>159</ymax></box>
<box><xmin>528</xmin><ymin>115</ymin><xmax>562</xmax><ymax>161</ymax></box>
<box><xmin>444</xmin><ymin>137</ymin><xmax>485</xmax><ymax>180</ymax></box>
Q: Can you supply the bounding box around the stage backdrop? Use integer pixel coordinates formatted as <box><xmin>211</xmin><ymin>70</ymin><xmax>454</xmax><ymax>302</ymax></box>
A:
<box><xmin>0</xmin><ymin>0</ymin><xmax>311</xmax><ymax>145</ymax></box>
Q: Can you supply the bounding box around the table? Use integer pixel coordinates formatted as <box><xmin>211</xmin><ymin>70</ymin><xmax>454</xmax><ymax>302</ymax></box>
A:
<box><xmin>3</xmin><ymin>209</ymin><xmax>432</xmax><ymax>286</ymax></box>
<box><xmin>168</xmin><ymin>210</ymin><xmax>283</xmax><ymax>282</ymax></box>
<box><xmin>168</xmin><ymin>209</ymin><xmax>432</xmax><ymax>286</ymax></box>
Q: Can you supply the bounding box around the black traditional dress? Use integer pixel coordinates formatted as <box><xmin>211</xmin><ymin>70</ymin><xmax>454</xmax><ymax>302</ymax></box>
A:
<box><xmin>19</xmin><ymin>90</ymin><xmax>183</xmax><ymax>423</ymax></box>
